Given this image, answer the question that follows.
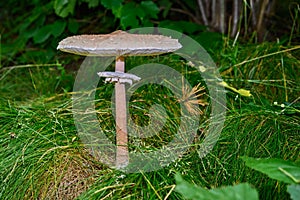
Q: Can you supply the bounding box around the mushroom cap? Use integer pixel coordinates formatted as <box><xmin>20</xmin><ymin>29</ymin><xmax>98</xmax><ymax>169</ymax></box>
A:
<box><xmin>57</xmin><ymin>30</ymin><xmax>182</xmax><ymax>57</ymax></box>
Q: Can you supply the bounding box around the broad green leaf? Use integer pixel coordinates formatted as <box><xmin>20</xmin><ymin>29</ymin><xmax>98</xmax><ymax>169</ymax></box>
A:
<box><xmin>120</xmin><ymin>2</ymin><xmax>144</xmax><ymax>19</ymax></box>
<box><xmin>51</xmin><ymin>20</ymin><xmax>66</xmax><ymax>37</ymax></box>
<box><xmin>1</xmin><ymin>38</ymin><xmax>27</xmax><ymax>58</ymax></box>
<box><xmin>68</xmin><ymin>19</ymin><xmax>79</xmax><ymax>34</ymax></box>
<box><xmin>100</xmin><ymin>0</ymin><xmax>123</xmax><ymax>9</ymax></box>
<box><xmin>140</xmin><ymin>1</ymin><xmax>159</xmax><ymax>19</ymax></box>
<box><xmin>141</xmin><ymin>19</ymin><xmax>153</xmax><ymax>27</ymax></box>
<box><xmin>118</xmin><ymin>1</ymin><xmax>158</xmax><ymax>28</ymax></box>
<box><xmin>33</xmin><ymin>21</ymin><xmax>66</xmax><ymax>44</ymax></box>
<box><xmin>242</xmin><ymin>157</ymin><xmax>300</xmax><ymax>184</ymax></box>
<box><xmin>33</xmin><ymin>26</ymin><xmax>52</xmax><ymax>44</ymax></box>
<box><xmin>175</xmin><ymin>173</ymin><xmax>259</xmax><ymax>200</ymax></box>
<box><xmin>18</xmin><ymin>2</ymin><xmax>52</xmax><ymax>33</ymax></box>
<box><xmin>82</xmin><ymin>0</ymin><xmax>99</xmax><ymax>8</ymax></box>
<box><xmin>287</xmin><ymin>184</ymin><xmax>300</xmax><ymax>200</ymax></box>
<box><xmin>18</xmin><ymin>12</ymin><xmax>41</xmax><ymax>33</ymax></box>
<box><xmin>111</xmin><ymin>6</ymin><xmax>122</xmax><ymax>18</ymax></box>
<box><xmin>175</xmin><ymin>173</ymin><xmax>212</xmax><ymax>199</ymax></box>
<box><xmin>54</xmin><ymin>0</ymin><xmax>76</xmax><ymax>18</ymax></box>
<box><xmin>119</xmin><ymin>2</ymin><xmax>141</xmax><ymax>29</ymax></box>
<box><xmin>157</xmin><ymin>0</ymin><xmax>172</xmax><ymax>18</ymax></box>
<box><xmin>120</xmin><ymin>15</ymin><xmax>139</xmax><ymax>29</ymax></box>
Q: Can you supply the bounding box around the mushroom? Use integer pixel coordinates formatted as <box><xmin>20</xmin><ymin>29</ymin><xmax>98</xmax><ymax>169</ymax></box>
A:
<box><xmin>57</xmin><ymin>30</ymin><xmax>182</xmax><ymax>168</ymax></box>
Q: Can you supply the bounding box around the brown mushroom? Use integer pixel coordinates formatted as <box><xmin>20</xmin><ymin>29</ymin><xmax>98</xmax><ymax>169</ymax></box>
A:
<box><xmin>57</xmin><ymin>30</ymin><xmax>182</xmax><ymax>168</ymax></box>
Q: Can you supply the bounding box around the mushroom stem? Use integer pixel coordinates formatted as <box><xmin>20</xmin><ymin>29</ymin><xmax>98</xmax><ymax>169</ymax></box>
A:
<box><xmin>115</xmin><ymin>56</ymin><xmax>129</xmax><ymax>168</ymax></box>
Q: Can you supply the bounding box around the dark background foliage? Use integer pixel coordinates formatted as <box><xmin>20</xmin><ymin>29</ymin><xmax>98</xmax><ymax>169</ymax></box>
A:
<box><xmin>1</xmin><ymin>0</ymin><xmax>300</xmax><ymax>67</ymax></box>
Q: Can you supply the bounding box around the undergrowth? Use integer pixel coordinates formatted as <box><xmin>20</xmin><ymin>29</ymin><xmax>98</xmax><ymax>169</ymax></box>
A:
<box><xmin>0</xmin><ymin>40</ymin><xmax>299</xmax><ymax>199</ymax></box>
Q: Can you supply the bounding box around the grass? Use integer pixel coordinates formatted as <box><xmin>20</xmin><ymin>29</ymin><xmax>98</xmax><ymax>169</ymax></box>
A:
<box><xmin>0</xmin><ymin>39</ymin><xmax>299</xmax><ymax>199</ymax></box>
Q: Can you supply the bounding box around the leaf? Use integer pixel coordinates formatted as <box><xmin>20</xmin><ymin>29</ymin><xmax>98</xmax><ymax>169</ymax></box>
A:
<box><xmin>119</xmin><ymin>2</ymin><xmax>141</xmax><ymax>29</ymax></box>
<box><xmin>111</xmin><ymin>6</ymin><xmax>122</xmax><ymax>18</ymax></box>
<box><xmin>18</xmin><ymin>12</ymin><xmax>41</xmax><ymax>33</ymax></box>
<box><xmin>1</xmin><ymin>38</ymin><xmax>27</xmax><ymax>58</ymax></box>
<box><xmin>175</xmin><ymin>174</ymin><xmax>213</xmax><ymax>199</ymax></box>
<box><xmin>100</xmin><ymin>0</ymin><xmax>123</xmax><ymax>9</ymax></box>
<box><xmin>117</xmin><ymin>1</ymin><xmax>158</xmax><ymax>29</ymax></box>
<box><xmin>68</xmin><ymin>19</ymin><xmax>79</xmax><ymax>34</ymax></box>
<box><xmin>157</xmin><ymin>0</ymin><xmax>172</xmax><ymax>18</ymax></box>
<box><xmin>287</xmin><ymin>184</ymin><xmax>300</xmax><ymax>200</ymax></box>
<box><xmin>32</xmin><ymin>20</ymin><xmax>66</xmax><ymax>44</ymax></box>
<box><xmin>18</xmin><ymin>2</ymin><xmax>52</xmax><ymax>33</ymax></box>
<box><xmin>51</xmin><ymin>20</ymin><xmax>66</xmax><ymax>37</ymax></box>
<box><xmin>120</xmin><ymin>15</ymin><xmax>139</xmax><ymax>29</ymax></box>
<box><xmin>241</xmin><ymin>157</ymin><xmax>300</xmax><ymax>184</ymax></box>
<box><xmin>82</xmin><ymin>0</ymin><xmax>99</xmax><ymax>8</ymax></box>
<box><xmin>140</xmin><ymin>1</ymin><xmax>159</xmax><ymax>19</ymax></box>
<box><xmin>175</xmin><ymin>173</ymin><xmax>259</xmax><ymax>200</ymax></box>
<box><xmin>54</xmin><ymin>0</ymin><xmax>76</xmax><ymax>18</ymax></box>
<box><xmin>33</xmin><ymin>26</ymin><xmax>52</xmax><ymax>44</ymax></box>
<box><xmin>120</xmin><ymin>2</ymin><xmax>144</xmax><ymax>19</ymax></box>
<box><xmin>194</xmin><ymin>31</ymin><xmax>222</xmax><ymax>51</ymax></box>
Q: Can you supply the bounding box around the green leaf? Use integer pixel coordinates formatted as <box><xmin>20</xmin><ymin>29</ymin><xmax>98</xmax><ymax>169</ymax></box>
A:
<box><xmin>175</xmin><ymin>173</ymin><xmax>259</xmax><ymax>200</ymax></box>
<box><xmin>1</xmin><ymin>38</ymin><xmax>27</xmax><ymax>58</ymax></box>
<box><xmin>120</xmin><ymin>2</ymin><xmax>144</xmax><ymax>19</ymax></box>
<box><xmin>194</xmin><ymin>31</ymin><xmax>222</xmax><ymax>51</ymax></box>
<box><xmin>51</xmin><ymin>20</ymin><xmax>66</xmax><ymax>37</ymax></box>
<box><xmin>112</xmin><ymin>6</ymin><xmax>122</xmax><ymax>18</ymax></box>
<box><xmin>18</xmin><ymin>12</ymin><xmax>41</xmax><ymax>33</ymax></box>
<box><xmin>241</xmin><ymin>157</ymin><xmax>300</xmax><ymax>184</ymax></box>
<box><xmin>54</xmin><ymin>0</ymin><xmax>76</xmax><ymax>18</ymax></box>
<box><xmin>287</xmin><ymin>184</ymin><xmax>300</xmax><ymax>200</ymax></box>
<box><xmin>117</xmin><ymin>1</ymin><xmax>158</xmax><ymax>29</ymax></box>
<box><xmin>157</xmin><ymin>0</ymin><xmax>172</xmax><ymax>18</ymax></box>
<box><xmin>140</xmin><ymin>1</ymin><xmax>159</xmax><ymax>19</ymax></box>
<box><xmin>82</xmin><ymin>0</ymin><xmax>99</xmax><ymax>8</ymax></box>
<box><xmin>120</xmin><ymin>14</ymin><xmax>139</xmax><ymax>29</ymax></box>
<box><xmin>68</xmin><ymin>19</ymin><xmax>79</xmax><ymax>34</ymax></box>
<box><xmin>119</xmin><ymin>2</ymin><xmax>141</xmax><ymax>29</ymax></box>
<box><xmin>32</xmin><ymin>20</ymin><xmax>66</xmax><ymax>44</ymax></box>
<box><xmin>100</xmin><ymin>0</ymin><xmax>123</xmax><ymax>9</ymax></box>
<box><xmin>33</xmin><ymin>26</ymin><xmax>52</xmax><ymax>44</ymax></box>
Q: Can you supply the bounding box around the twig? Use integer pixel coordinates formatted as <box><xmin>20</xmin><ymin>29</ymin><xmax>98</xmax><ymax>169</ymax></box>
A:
<box><xmin>257</xmin><ymin>0</ymin><xmax>269</xmax><ymax>41</ymax></box>
<box><xmin>197</xmin><ymin>0</ymin><xmax>209</xmax><ymax>25</ymax></box>
<box><xmin>231</xmin><ymin>0</ymin><xmax>240</xmax><ymax>37</ymax></box>
<box><xmin>204</xmin><ymin>0</ymin><xmax>210</xmax><ymax>19</ymax></box>
<box><xmin>211</xmin><ymin>0</ymin><xmax>217</xmax><ymax>27</ymax></box>
<box><xmin>219</xmin><ymin>0</ymin><xmax>226</xmax><ymax>33</ymax></box>
<box><xmin>250</xmin><ymin>0</ymin><xmax>257</xmax><ymax>28</ymax></box>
